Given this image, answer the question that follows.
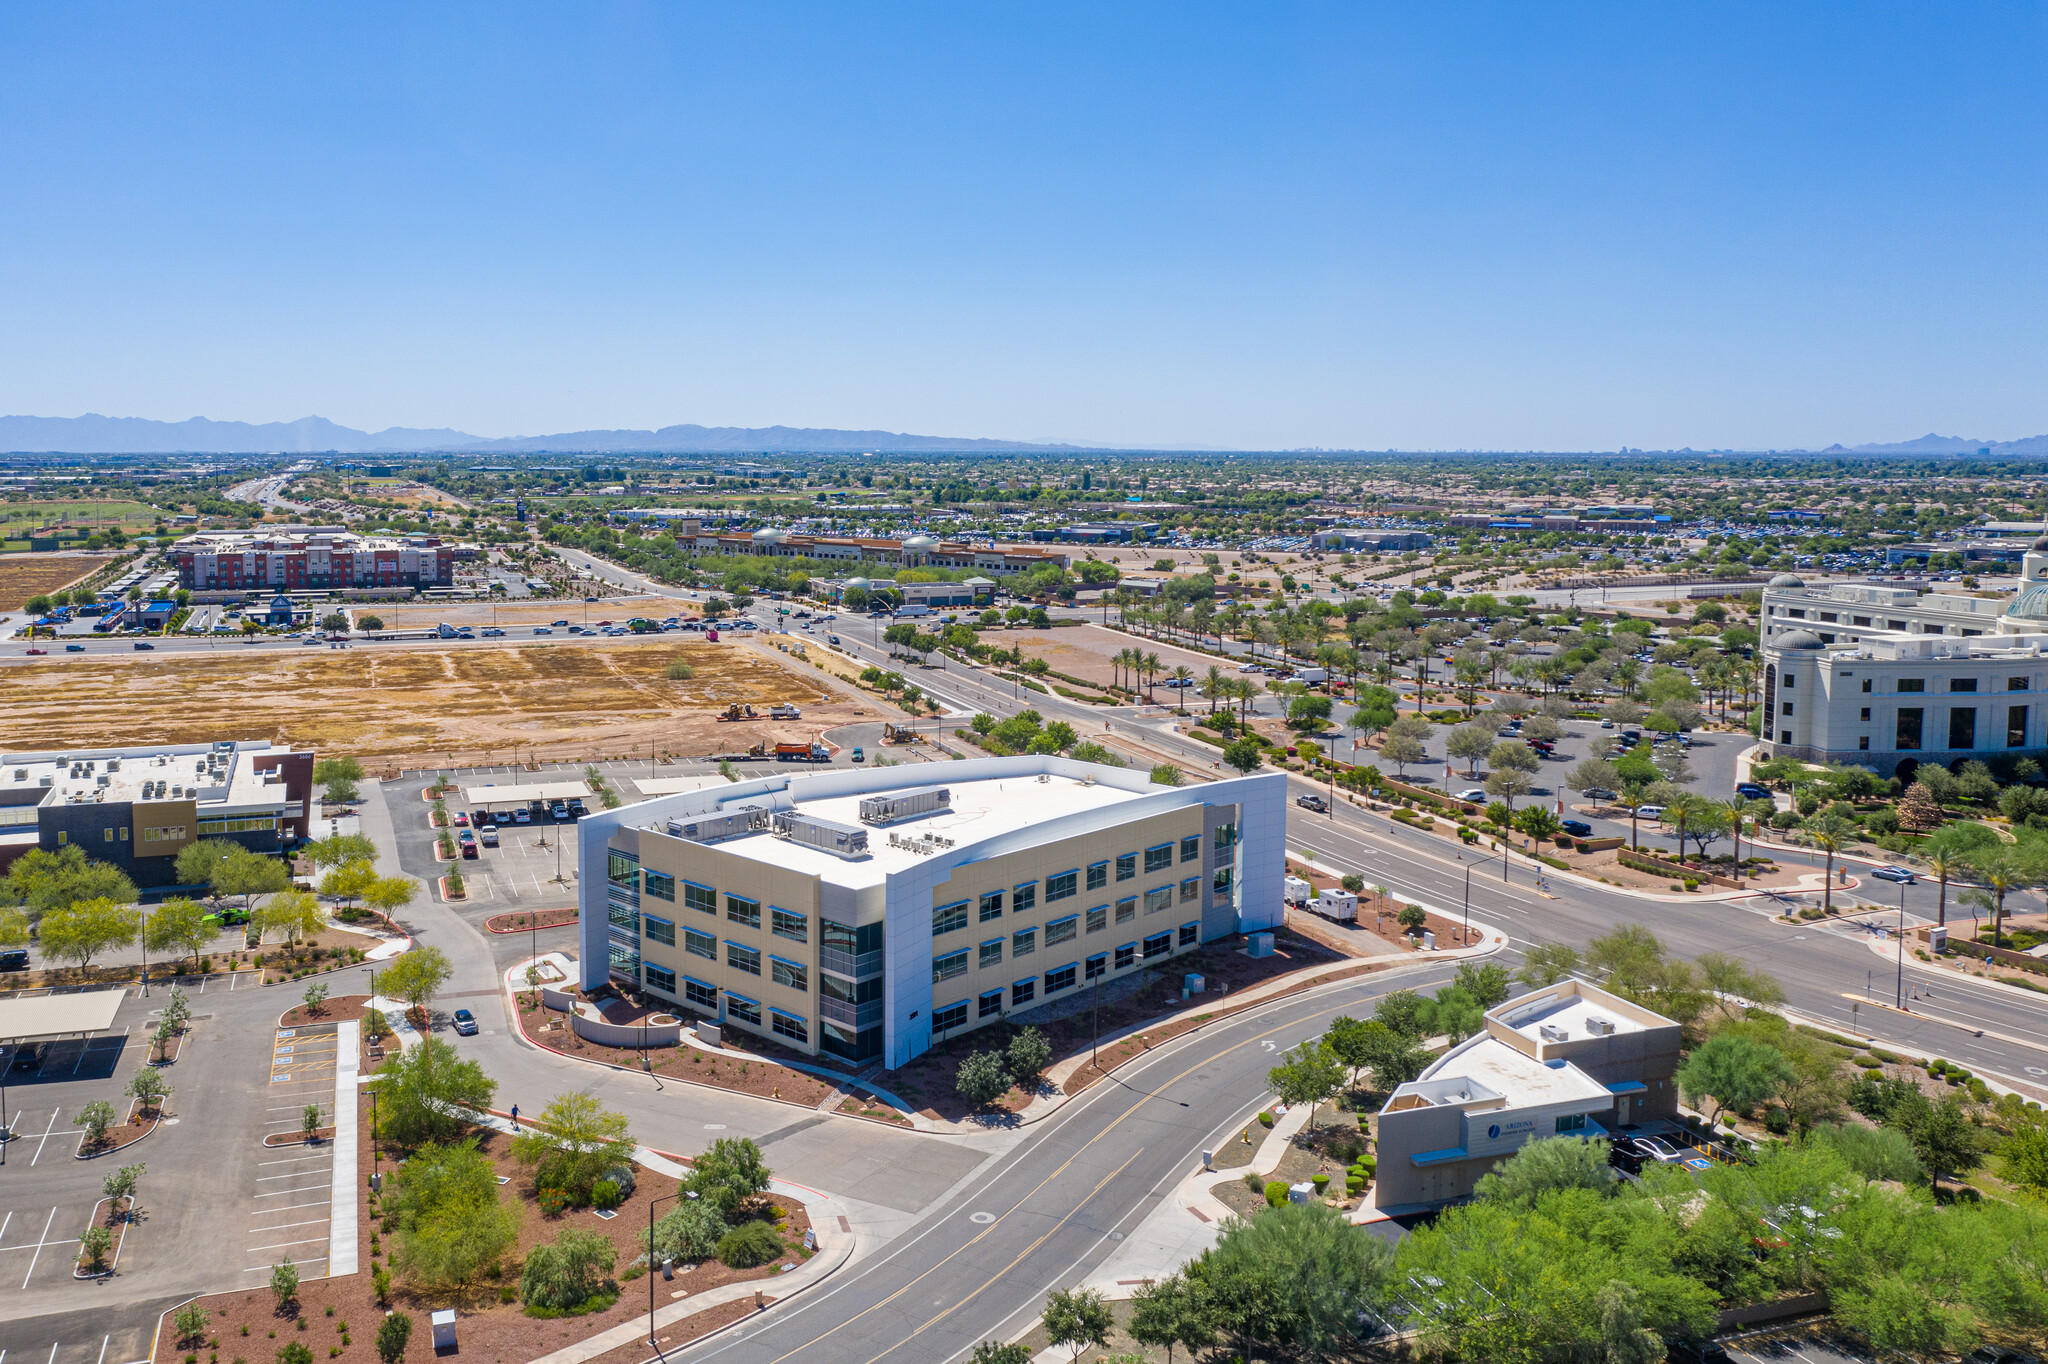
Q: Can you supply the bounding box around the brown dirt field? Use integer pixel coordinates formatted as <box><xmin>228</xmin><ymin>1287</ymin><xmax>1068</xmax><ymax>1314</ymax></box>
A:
<box><xmin>0</xmin><ymin>553</ymin><xmax>105</xmax><ymax>610</ymax></box>
<box><xmin>0</xmin><ymin>642</ymin><xmax>862</xmax><ymax>768</ymax></box>
<box><xmin>984</xmin><ymin>621</ymin><xmax>1228</xmax><ymax>692</ymax></box>
<box><xmin>371</xmin><ymin>595</ymin><xmax>689</xmax><ymax>629</ymax></box>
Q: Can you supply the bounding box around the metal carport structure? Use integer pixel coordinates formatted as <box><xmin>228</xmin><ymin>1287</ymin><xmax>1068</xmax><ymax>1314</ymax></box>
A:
<box><xmin>0</xmin><ymin>989</ymin><xmax>126</xmax><ymax>1163</ymax></box>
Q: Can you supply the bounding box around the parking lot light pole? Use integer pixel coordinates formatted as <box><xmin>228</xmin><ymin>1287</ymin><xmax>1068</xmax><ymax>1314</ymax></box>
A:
<box><xmin>1895</xmin><ymin>884</ymin><xmax>1908</xmax><ymax>1010</ymax></box>
<box><xmin>1463</xmin><ymin>865</ymin><xmax>1472</xmax><ymax>946</ymax></box>
<box><xmin>648</xmin><ymin>1189</ymin><xmax>682</xmax><ymax>1348</ymax></box>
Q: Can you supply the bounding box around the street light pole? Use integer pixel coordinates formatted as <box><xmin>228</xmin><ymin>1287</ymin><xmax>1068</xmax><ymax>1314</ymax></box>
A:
<box><xmin>1895</xmin><ymin>883</ymin><xmax>1908</xmax><ymax>1010</ymax></box>
<box><xmin>647</xmin><ymin>1190</ymin><xmax>681</xmax><ymax>1347</ymax></box>
<box><xmin>1463</xmin><ymin>865</ymin><xmax>1472</xmax><ymax>946</ymax></box>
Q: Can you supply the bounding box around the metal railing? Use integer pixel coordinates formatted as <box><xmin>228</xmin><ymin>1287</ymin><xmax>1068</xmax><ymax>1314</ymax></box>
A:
<box><xmin>818</xmin><ymin>995</ymin><xmax>884</xmax><ymax>1028</ymax></box>
<box><xmin>819</xmin><ymin>946</ymin><xmax>884</xmax><ymax>979</ymax></box>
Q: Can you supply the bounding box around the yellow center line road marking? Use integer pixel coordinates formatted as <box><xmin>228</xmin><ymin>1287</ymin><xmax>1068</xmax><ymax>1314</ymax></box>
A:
<box><xmin>756</xmin><ymin>1006</ymin><xmax>1320</xmax><ymax>1364</ymax></box>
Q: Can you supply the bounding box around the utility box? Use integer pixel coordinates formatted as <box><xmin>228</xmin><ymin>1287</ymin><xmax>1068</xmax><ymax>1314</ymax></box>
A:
<box><xmin>1315</xmin><ymin>890</ymin><xmax>1358</xmax><ymax>922</ymax></box>
<box><xmin>1247</xmin><ymin>931</ymin><xmax>1274</xmax><ymax>958</ymax></box>
<box><xmin>1422</xmin><ymin>930</ymin><xmax>1436</xmax><ymax>951</ymax></box>
<box><xmin>431</xmin><ymin>1310</ymin><xmax>457</xmax><ymax>1352</ymax></box>
<box><xmin>1282</xmin><ymin>875</ymin><xmax>1312</xmax><ymax>905</ymax></box>
<box><xmin>1183</xmin><ymin>973</ymin><xmax>1205</xmax><ymax>995</ymax></box>
<box><xmin>1288</xmin><ymin>1182</ymin><xmax>1314</xmax><ymax>1204</ymax></box>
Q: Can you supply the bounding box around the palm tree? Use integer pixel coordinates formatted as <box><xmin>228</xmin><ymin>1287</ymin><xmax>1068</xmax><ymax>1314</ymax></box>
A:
<box><xmin>1144</xmin><ymin>652</ymin><xmax>1163</xmax><ymax>702</ymax></box>
<box><xmin>1201</xmin><ymin>664</ymin><xmax>1225</xmax><ymax>715</ymax></box>
<box><xmin>1919</xmin><ymin>828</ymin><xmax>1969</xmax><ymax>927</ymax></box>
<box><xmin>1801</xmin><ymin>810</ymin><xmax>1858</xmax><ymax>916</ymax></box>
<box><xmin>1661</xmin><ymin>791</ymin><xmax>1708</xmax><ymax>862</ymax></box>
<box><xmin>1169</xmin><ymin>664</ymin><xmax>1193</xmax><ymax>714</ymax></box>
<box><xmin>1964</xmin><ymin>846</ymin><xmax>2031</xmax><ymax>947</ymax></box>
<box><xmin>1620</xmin><ymin>774</ymin><xmax>1654</xmax><ymax>848</ymax></box>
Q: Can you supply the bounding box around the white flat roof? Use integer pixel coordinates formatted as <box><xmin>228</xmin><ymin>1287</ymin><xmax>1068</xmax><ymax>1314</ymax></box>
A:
<box><xmin>1431</xmin><ymin>1035</ymin><xmax>1613</xmax><ymax>1109</ymax></box>
<box><xmin>0</xmin><ymin>990</ymin><xmax>124</xmax><ymax>1042</ymax></box>
<box><xmin>659</xmin><ymin>773</ymin><xmax>1147</xmax><ymax>888</ymax></box>
<box><xmin>3</xmin><ymin>743</ymin><xmax>299</xmax><ymax>815</ymax></box>
<box><xmin>460</xmin><ymin>781</ymin><xmax>591</xmax><ymax>805</ymax></box>
<box><xmin>630</xmin><ymin>775</ymin><xmax>737</xmax><ymax>797</ymax></box>
<box><xmin>1496</xmin><ymin>992</ymin><xmax>1647</xmax><ymax>1042</ymax></box>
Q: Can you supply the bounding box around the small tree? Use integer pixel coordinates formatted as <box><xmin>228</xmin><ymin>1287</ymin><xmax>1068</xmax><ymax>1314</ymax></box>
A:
<box><xmin>103</xmin><ymin>1163</ymin><xmax>145</xmax><ymax>1207</ymax></box>
<box><xmin>143</xmin><ymin>898</ymin><xmax>214</xmax><ymax>969</ymax></box>
<box><xmin>79</xmin><ymin>1224</ymin><xmax>113</xmax><ymax>1271</ymax></box>
<box><xmin>970</xmin><ymin>1344</ymin><xmax>1031</xmax><ymax>1364</ymax></box>
<box><xmin>1043</xmin><ymin>1286</ymin><xmax>1114</xmax><ymax>1363</ymax></box>
<box><xmin>956</xmin><ymin>1050</ymin><xmax>1013</xmax><ymax>1107</ymax></box>
<box><xmin>1677</xmin><ymin>1034</ymin><xmax>1794</xmax><ymax>1121</ymax></box>
<box><xmin>1473</xmin><ymin>1135</ymin><xmax>1616</xmax><ymax>1205</ymax></box>
<box><xmin>375</xmin><ymin>1311</ymin><xmax>413</xmax><ymax>1364</ymax></box>
<box><xmin>680</xmin><ymin>1136</ymin><xmax>773</xmax><ymax>1220</ymax></box>
<box><xmin>173</xmin><ymin>1302</ymin><xmax>210</xmax><ymax>1345</ymax></box>
<box><xmin>128</xmin><ymin>1067</ymin><xmax>171</xmax><ymax>1114</ymax></box>
<box><xmin>314</xmin><ymin>756</ymin><xmax>365</xmax><ymax>804</ymax></box>
<box><xmin>270</xmin><ymin>1255</ymin><xmax>301</xmax><ymax>1307</ymax></box>
<box><xmin>255</xmin><ymin>889</ymin><xmax>324</xmax><ymax>949</ymax></box>
<box><xmin>519</xmin><ymin>1227</ymin><xmax>617</xmax><ymax>1311</ymax></box>
<box><xmin>1221</xmin><ymin>737</ymin><xmax>1265</xmax><ymax>775</ymax></box>
<box><xmin>1149</xmin><ymin>763</ymin><xmax>1184</xmax><ymax>786</ymax></box>
<box><xmin>1267</xmin><ymin>1041</ymin><xmax>1345</xmax><ymax>1127</ymax></box>
<box><xmin>380</xmin><ymin>944</ymin><xmax>452</xmax><ymax>1017</ymax></box>
<box><xmin>364</xmin><ymin>875</ymin><xmax>419</xmax><ymax>918</ymax></box>
<box><xmin>77</xmin><ymin>1099</ymin><xmax>117</xmax><ymax>1145</ymax></box>
<box><xmin>39</xmin><ymin>897</ymin><xmax>141</xmax><ymax>973</ymax></box>
<box><xmin>1397</xmin><ymin>904</ymin><xmax>1427</xmax><ymax>935</ymax></box>
<box><xmin>1005</xmin><ymin>1027</ymin><xmax>1053</xmax><ymax>1092</ymax></box>
<box><xmin>1127</xmin><ymin>1270</ymin><xmax>1216</xmax><ymax>1364</ymax></box>
<box><xmin>303</xmin><ymin>1103</ymin><xmax>325</xmax><ymax>1142</ymax></box>
<box><xmin>302</xmin><ymin>980</ymin><xmax>329</xmax><ymax>1015</ymax></box>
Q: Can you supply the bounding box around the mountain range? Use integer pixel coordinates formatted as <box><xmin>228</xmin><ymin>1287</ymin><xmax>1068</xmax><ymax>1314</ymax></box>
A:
<box><xmin>9</xmin><ymin>411</ymin><xmax>2048</xmax><ymax>457</ymax></box>
<box><xmin>0</xmin><ymin>413</ymin><xmax>1078</xmax><ymax>455</ymax></box>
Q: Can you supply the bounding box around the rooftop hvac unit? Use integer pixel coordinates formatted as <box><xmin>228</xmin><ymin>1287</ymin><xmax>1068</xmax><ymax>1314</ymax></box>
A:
<box><xmin>1538</xmin><ymin>1023</ymin><xmax>1570</xmax><ymax>1043</ymax></box>
<box><xmin>772</xmin><ymin>810</ymin><xmax>869</xmax><ymax>860</ymax></box>
<box><xmin>13</xmin><ymin>769</ymin><xmax>24</xmax><ymax>781</ymax></box>
<box><xmin>668</xmin><ymin>810</ymin><xmax>766</xmax><ymax>844</ymax></box>
<box><xmin>857</xmin><ymin>785</ymin><xmax>951</xmax><ymax>825</ymax></box>
<box><xmin>1585</xmin><ymin>1016</ymin><xmax>1617</xmax><ymax>1036</ymax></box>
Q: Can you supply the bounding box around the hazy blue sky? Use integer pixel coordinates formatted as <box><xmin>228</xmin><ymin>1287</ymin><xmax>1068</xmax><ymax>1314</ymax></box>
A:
<box><xmin>5</xmin><ymin>4</ymin><xmax>2048</xmax><ymax>450</ymax></box>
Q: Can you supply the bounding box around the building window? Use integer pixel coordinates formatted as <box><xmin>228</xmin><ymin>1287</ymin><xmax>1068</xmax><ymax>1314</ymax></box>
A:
<box><xmin>1013</xmin><ymin>928</ymin><xmax>1036</xmax><ymax>957</ymax></box>
<box><xmin>1180</xmin><ymin>835</ymin><xmax>1201</xmax><ymax>864</ymax></box>
<box><xmin>933</xmin><ymin>901</ymin><xmax>969</xmax><ymax>935</ymax></box>
<box><xmin>932</xmin><ymin>1001</ymin><xmax>969</xmax><ymax>1034</ymax></box>
<box><xmin>1085</xmin><ymin>953</ymin><xmax>1106</xmax><ymax>981</ymax></box>
<box><xmin>1144</xmin><ymin>844</ymin><xmax>1174</xmax><ymax>873</ymax></box>
<box><xmin>2011</xmin><ymin>705</ymin><xmax>2030</xmax><ymax>748</ymax></box>
<box><xmin>1782</xmin><ymin>674</ymin><xmax>1794</xmax><ymax>689</ymax></box>
<box><xmin>645</xmin><ymin>965</ymin><xmax>677</xmax><ymax>995</ymax></box>
<box><xmin>643</xmin><ymin>870</ymin><xmax>675</xmax><ymax>902</ymax></box>
<box><xmin>1950</xmin><ymin>707</ymin><xmax>1977</xmax><ymax>750</ymax></box>
<box><xmin>684</xmin><ymin>881</ymin><xmax>717</xmax><ymax>915</ymax></box>
<box><xmin>1858</xmin><ymin>736</ymin><xmax>1870</xmax><ymax>750</ymax></box>
<box><xmin>771</xmin><ymin>1010</ymin><xmax>808</xmax><ymax>1044</ymax></box>
<box><xmin>979</xmin><ymin>891</ymin><xmax>1003</xmax><ymax>922</ymax></box>
<box><xmin>1214</xmin><ymin>822</ymin><xmax>1237</xmax><ymax>852</ymax></box>
<box><xmin>1897</xmin><ymin>708</ymin><xmax>1923</xmax><ymax>750</ymax></box>
<box><xmin>1951</xmin><ymin>678</ymin><xmax>1979</xmax><ymax>693</ymax></box>
<box><xmin>1086</xmin><ymin>905</ymin><xmax>1107</xmax><ymax>933</ymax></box>
<box><xmin>725</xmin><ymin>994</ymin><xmax>762</xmax><ymax>1027</ymax></box>
<box><xmin>1213</xmin><ymin>866</ymin><xmax>1233</xmax><ymax>896</ymax></box>
<box><xmin>1555</xmin><ymin>1112</ymin><xmax>1587</xmax><ymax>1134</ymax></box>
<box><xmin>1860</xmin><ymin>707</ymin><xmax>1871</xmax><ymax>721</ymax></box>
<box><xmin>1781</xmin><ymin>702</ymin><xmax>1794</xmax><ymax>716</ymax></box>
<box><xmin>1853</xmin><ymin>616</ymin><xmax>1871</xmax><ymax>627</ymax></box>
<box><xmin>1179</xmin><ymin>922</ymin><xmax>1199</xmax><ymax>947</ymax></box>
<box><xmin>727</xmin><ymin>896</ymin><xmax>761</xmax><ymax>929</ymax></box>
<box><xmin>1144</xmin><ymin>886</ymin><xmax>1174</xmax><ymax>915</ymax></box>
<box><xmin>1086</xmin><ymin>861</ymin><xmax>1108</xmax><ymax>890</ymax></box>
<box><xmin>2012</xmin><ymin>677</ymin><xmax>2031</xmax><ymax>691</ymax></box>
<box><xmin>1116</xmin><ymin>897</ymin><xmax>1136</xmax><ymax>924</ymax></box>
<box><xmin>684</xmin><ymin>978</ymin><xmax>718</xmax><ymax>1011</ymax></box>
<box><xmin>1142</xmin><ymin>932</ymin><xmax>1172</xmax><ymax>959</ymax></box>
<box><xmin>980</xmin><ymin>938</ymin><xmax>1004</xmax><ymax>969</ymax></box>
<box><xmin>608</xmin><ymin>902</ymin><xmax>640</xmax><ymax>934</ymax></box>
<box><xmin>979</xmin><ymin>989</ymin><xmax>1005</xmax><ymax>1019</ymax></box>
<box><xmin>684</xmin><ymin>928</ymin><xmax>716</xmax><ymax>960</ymax></box>
<box><xmin>1044</xmin><ymin>964</ymin><xmax>1077</xmax><ymax>994</ymax></box>
<box><xmin>1046</xmin><ymin>870</ymin><xmax>1078</xmax><ymax>902</ymax></box>
<box><xmin>1044</xmin><ymin>915</ymin><xmax>1078</xmax><ymax>946</ymax></box>
<box><xmin>1115</xmin><ymin>943</ymin><xmax>1136</xmax><ymax>970</ymax></box>
<box><xmin>1862</xmin><ymin>679</ymin><xmax>1872</xmax><ymax>693</ymax></box>
<box><xmin>645</xmin><ymin>915</ymin><xmax>676</xmax><ymax>947</ymax></box>
<box><xmin>771</xmin><ymin>957</ymin><xmax>808</xmax><ymax>992</ymax></box>
<box><xmin>1011</xmin><ymin>978</ymin><xmax>1036</xmax><ymax>1007</ymax></box>
<box><xmin>933</xmin><ymin>949</ymin><xmax>969</xmax><ymax>983</ymax></box>
<box><xmin>1013</xmin><ymin>882</ymin><xmax>1037</xmax><ymax>914</ymax></box>
<box><xmin>1179</xmin><ymin>877</ymin><xmax>1200</xmax><ymax>904</ymax></box>
<box><xmin>118</xmin><ymin>828</ymin><xmax>127</xmax><ymax>841</ymax></box>
<box><xmin>608</xmin><ymin>852</ymin><xmax>638</xmax><ymax>886</ymax></box>
<box><xmin>104</xmin><ymin>827</ymin><xmax>114</xmax><ymax>843</ymax></box>
<box><xmin>1779</xmin><ymin>731</ymin><xmax>1792</xmax><ymax>744</ymax></box>
<box><xmin>727</xmin><ymin>942</ymin><xmax>762</xmax><ymax>975</ymax></box>
<box><xmin>1898</xmin><ymin>678</ymin><xmax>1925</xmax><ymax>693</ymax></box>
<box><xmin>771</xmin><ymin>908</ymin><xmax>808</xmax><ymax>943</ymax></box>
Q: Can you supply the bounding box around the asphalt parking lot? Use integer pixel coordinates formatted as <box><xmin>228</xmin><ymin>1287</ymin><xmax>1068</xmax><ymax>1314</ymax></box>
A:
<box><xmin>245</xmin><ymin>1022</ymin><xmax>340</xmax><ymax>1280</ymax></box>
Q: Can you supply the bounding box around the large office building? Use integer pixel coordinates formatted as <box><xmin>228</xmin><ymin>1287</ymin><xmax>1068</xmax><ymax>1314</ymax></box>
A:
<box><xmin>1757</xmin><ymin>544</ymin><xmax>2048</xmax><ymax>777</ymax></box>
<box><xmin>0</xmin><ymin>740</ymin><xmax>316</xmax><ymax>887</ymax></box>
<box><xmin>1374</xmin><ymin>979</ymin><xmax>1682</xmax><ymax>1209</ymax></box>
<box><xmin>169</xmin><ymin>527</ymin><xmax>464</xmax><ymax>592</ymax></box>
<box><xmin>645</xmin><ymin>527</ymin><xmax>1070</xmax><ymax>575</ymax></box>
<box><xmin>576</xmin><ymin>757</ymin><xmax>1283</xmax><ymax>1069</ymax></box>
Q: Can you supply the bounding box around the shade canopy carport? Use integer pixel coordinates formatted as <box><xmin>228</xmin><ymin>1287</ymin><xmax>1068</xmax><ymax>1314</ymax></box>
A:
<box><xmin>0</xmin><ymin>989</ymin><xmax>126</xmax><ymax>1158</ymax></box>
<box><xmin>458</xmin><ymin>781</ymin><xmax>591</xmax><ymax>811</ymax></box>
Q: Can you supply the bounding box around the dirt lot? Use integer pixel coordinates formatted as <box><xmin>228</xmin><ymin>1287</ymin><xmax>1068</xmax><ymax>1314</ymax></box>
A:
<box><xmin>0</xmin><ymin>551</ymin><xmax>104</xmax><ymax>609</ymax></box>
<box><xmin>366</xmin><ymin>594</ymin><xmax>694</xmax><ymax>629</ymax></box>
<box><xmin>0</xmin><ymin>641</ymin><xmax>862</xmax><ymax>768</ymax></box>
<box><xmin>983</xmin><ymin>621</ymin><xmax>1229</xmax><ymax>693</ymax></box>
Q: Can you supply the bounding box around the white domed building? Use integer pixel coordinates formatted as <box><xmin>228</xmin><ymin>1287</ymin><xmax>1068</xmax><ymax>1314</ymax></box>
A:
<box><xmin>1758</xmin><ymin>550</ymin><xmax>2048</xmax><ymax>778</ymax></box>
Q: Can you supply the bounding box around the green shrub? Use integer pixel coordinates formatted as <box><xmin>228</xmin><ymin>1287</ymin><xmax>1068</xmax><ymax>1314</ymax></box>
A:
<box><xmin>520</xmin><ymin>1228</ymin><xmax>616</xmax><ymax>1313</ymax></box>
<box><xmin>715</xmin><ymin>1220</ymin><xmax>785</xmax><ymax>1269</ymax></box>
<box><xmin>1264</xmin><ymin>1180</ymin><xmax>1290</xmax><ymax>1208</ymax></box>
<box><xmin>643</xmin><ymin>1200</ymin><xmax>728</xmax><ymax>1264</ymax></box>
<box><xmin>1257</xmin><ymin>1111</ymin><xmax>1275</xmax><ymax>1128</ymax></box>
<box><xmin>1311</xmin><ymin>1173</ymin><xmax>1330</xmax><ymax>1193</ymax></box>
<box><xmin>589</xmin><ymin>1179</ymin><xmax>622</xmax><ymax>1212</ymax></box>
<box><xmin>277</xmin><ymin>1346</ymin><xmax>314</xmax><ymax>1364</ymax></box>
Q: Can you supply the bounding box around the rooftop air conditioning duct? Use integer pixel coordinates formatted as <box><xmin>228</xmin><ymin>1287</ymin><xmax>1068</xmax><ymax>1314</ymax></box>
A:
<box><xmin>772</xmin><ymin>810</ymin><xmax>869</xmax><ymax>859</ymax></box>
<box><xmin>1585</xmin><ymin>1016</ymin><xmax>1617</xmax><ymax>1036</ymax></box>
<box><xmin>1538</xmin><ymin>1023</ymin><xmax>1570</xmax><ymax>1043</ymax></box>
<box><xmin>857</xmin><ymin>785</ymin><xmax>950</xmax><ymax>825</ymax></box>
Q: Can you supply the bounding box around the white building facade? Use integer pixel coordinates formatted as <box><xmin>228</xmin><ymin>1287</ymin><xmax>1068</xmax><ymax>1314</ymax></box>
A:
<box><xmin>1758</xmin><ymin>545</ymin><xmax>2048</xmax><ymax>778</ymax></box>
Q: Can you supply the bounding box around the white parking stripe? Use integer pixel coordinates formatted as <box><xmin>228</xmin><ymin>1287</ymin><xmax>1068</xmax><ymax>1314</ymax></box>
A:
<box><xmin>254</xmin><ymin>1200</ymin><xmax>331</xmax><ymax>1214</ymax></box>
<box><xmin>19</xmin><ymin>1206</ymin><xmax>55</xmax><ymax>1288</ymax></box>
<box><xmin>246</xmin><ymin>1236</ymin><xmax>328</xmax><ymax>1252</ymax></box>
<box><xmin>249</xmin><ymin>1218</ymin><xmax>329</xmax><ymax>1233</ymax></box>
<box><xmin>255</xmin><ymin>1184</ymin><xmax>329</xmax><ymax>1196</ymax></box>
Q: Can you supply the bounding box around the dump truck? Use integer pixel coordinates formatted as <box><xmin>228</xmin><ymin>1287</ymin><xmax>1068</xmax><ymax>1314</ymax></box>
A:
<box><xmin>775</xmin><ymin>742</ymin><xmax>831</xmax><ymax>762</ymax></box>
<box><xmin>714</xmin><ymin>703</ymin><xmax>757</xmax><ymax>722</ymax></box>
<box><xmin>769</xmin><ymin>703</ymin><xmax>802</xmax><ymax>720</ymax></box>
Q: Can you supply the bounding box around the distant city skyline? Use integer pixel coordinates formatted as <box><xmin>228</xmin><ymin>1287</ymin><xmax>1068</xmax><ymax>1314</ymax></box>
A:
<box><xmin>5</xmin><ymin>6</ymin><xmax>2048</xmax><ymax>450</ymax></box>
